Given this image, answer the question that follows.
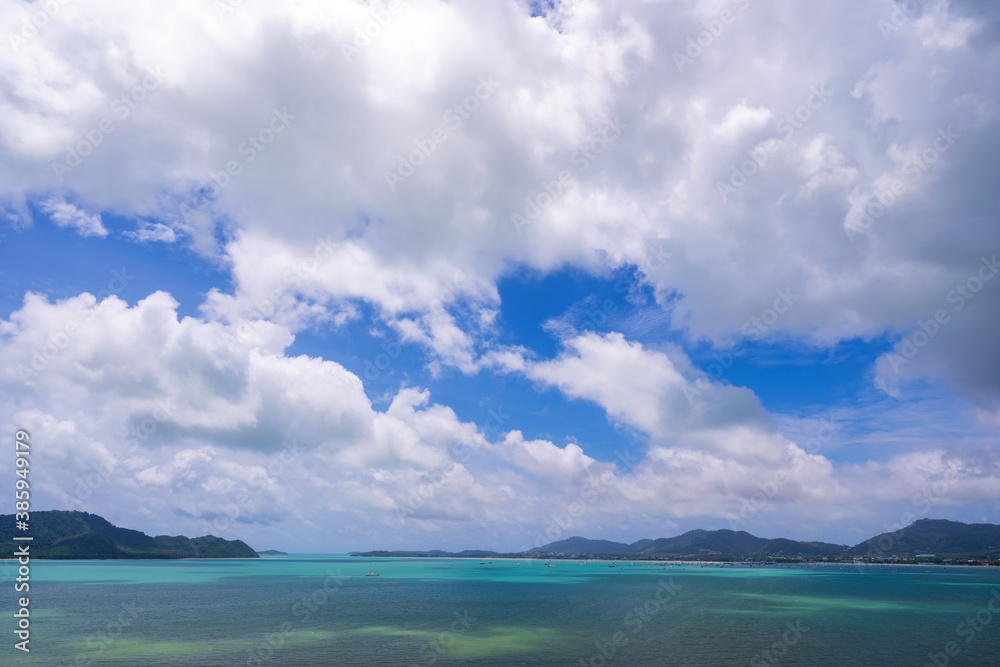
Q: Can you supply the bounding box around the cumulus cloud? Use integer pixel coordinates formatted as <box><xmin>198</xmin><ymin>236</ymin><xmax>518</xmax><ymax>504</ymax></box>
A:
<box><xmin>2</xmin><ymin>291</ymin><xmax>999</xmax><ymax>547</ymax></box>
<box><xmin>39</xmin><ymin>198</ymin><xmax>108</xmax><ymax>237</ymax></box>
<box><xmin>2</xmin><ymin>0</ymin><xmax>991</xmax><ymax>410</ymax></box>
<box><xmin>517</xmin><ymin>333</ymin><xmax>770</xmax><ymax>448</ymax></box>
<box><xmin>123</xmin><ymin>221</ymin><xmax>177</xmax><ymax>243</ymax></box>
<box><xmin>1</xmin><ymin>0</ymin><xmax>998</xmax><ymax>546</ymax></box>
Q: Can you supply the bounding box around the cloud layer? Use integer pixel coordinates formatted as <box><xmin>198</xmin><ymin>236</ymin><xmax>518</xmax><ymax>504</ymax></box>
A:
<box><xmin>1</xmin><ymin>0</ymin><xmax>998</xmax><ymax>548</ymax></box>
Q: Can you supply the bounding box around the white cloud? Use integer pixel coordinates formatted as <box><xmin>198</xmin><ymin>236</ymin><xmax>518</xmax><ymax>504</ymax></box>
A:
<box><xmin>492</xmin><ymin>430</ymin><xmax>596</xmax><ymax>485</ymax></box>
<box><xmin>123</xmin><ymin>221</ymin><xmax>177</xmax><ymax>243</ymax></box>
<box><xmin>1</xmin><ymin>0</ymin><xmax>999</xmax><ymax>547</ymax></box>
<box><xmin>523</xmin><ymin>332</ymin><xmax>767</xmax><ymax>446</ymax></box>
<box><xmin>1</xmin><ymin>291</ymin><xmax>999</xmax><ymax>548</ymax></box>
<box><xmin>40</xmin><ymin>197</ymin><xmax>108</xmax><ymax>237</ymax></box>
<box><xmin>1</xmin><ymin>1</ymin><xmax>995</xmax><ymax>403</ymax></box>
<box><xmin>914</xmin><ymin>0</ymin><xmax>979</xmax><ymax>50</ymax></box>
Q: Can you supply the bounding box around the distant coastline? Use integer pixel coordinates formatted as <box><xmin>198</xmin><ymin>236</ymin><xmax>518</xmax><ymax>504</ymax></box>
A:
<box><xmin>346</xmin><ymin>556</ymin><xmax>999</xmax><ymax>568</ymax></box>
<box><xmin>352</xmin><ymin>518</ymin><xmax>1000</xmax><ymax>565</ymax></box>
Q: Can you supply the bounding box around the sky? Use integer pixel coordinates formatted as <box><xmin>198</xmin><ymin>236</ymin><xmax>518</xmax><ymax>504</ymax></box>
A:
<box><xmin>0</xmin><ymin>0</ymin><xmax>998</xmax><ymax>554</ymax></box>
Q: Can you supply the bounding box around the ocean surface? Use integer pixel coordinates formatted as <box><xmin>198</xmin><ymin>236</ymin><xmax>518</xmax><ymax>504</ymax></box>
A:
<box><xmin>2</xmin><ymin>556</ymin><xmax>999</xmax><ymax>666</ymax></box>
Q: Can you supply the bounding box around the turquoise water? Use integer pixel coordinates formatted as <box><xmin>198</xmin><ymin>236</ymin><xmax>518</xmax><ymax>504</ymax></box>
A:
<box><xmin>2</xmin><ymin>557</ymin><xmax>999</xmax><ymax>666</ymax></box>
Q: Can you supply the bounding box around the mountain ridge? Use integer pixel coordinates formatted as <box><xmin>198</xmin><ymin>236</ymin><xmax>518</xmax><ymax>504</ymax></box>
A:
<box><xmin>1</xmin><ymin>510</ymin><xmax>259</xmax><ymax>559</ymax></box>
<box><xmin>351</xmin><ymin>519</ymin><xmax>1000</xmax><ymax>562</ymax></box>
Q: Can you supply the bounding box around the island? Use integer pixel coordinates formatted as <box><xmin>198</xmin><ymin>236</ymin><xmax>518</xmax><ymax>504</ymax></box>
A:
<box><xmin>1</xmin><ymin>510</ymin><xmax>259</xmax><ymax>559</ymax></box>
<box><xmin>352</xmin><ymin>519</ymin><xmax>1000</xmax><ymax>565</ymax></box>
<box><xmin>257</xmin><ymin>550</ymin><xmax>288</xmax><ymax>556</ymax></box>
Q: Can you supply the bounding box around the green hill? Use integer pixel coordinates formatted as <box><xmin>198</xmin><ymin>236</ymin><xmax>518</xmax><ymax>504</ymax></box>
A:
<box><xmin>850</xmin><ymin>519</ymin><xmax>1000</xmax><ymax>559</ymax></box>
<box><xmin>529</xmin><ymin>537</ymin><xmax>636</xmax><ymax>555</ymax></box>
<box><xmin>1</xmin><ymin>511</ymin><xmax>259</xmax><ymax>559</ymax></box>
<box><xmin>531</xmin><ymin>531</ymin><xmax>847</xmax><ymax>559</ymax></box>
<box><xmin>532</xmin><ymin>520</ymin><xmax>998</xmax><ymax>560</ymax></box>
<box><xmin>636</xmin><ymin>529</ymin><xmax>772</xmax><ymax>556</ymax></box>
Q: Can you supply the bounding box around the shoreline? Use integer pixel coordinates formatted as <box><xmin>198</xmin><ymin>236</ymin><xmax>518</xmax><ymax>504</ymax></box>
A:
<box><xmin>346</xmin><ymin>555</ymin><xmax>1000</xmax><ymax>567</ymax></box>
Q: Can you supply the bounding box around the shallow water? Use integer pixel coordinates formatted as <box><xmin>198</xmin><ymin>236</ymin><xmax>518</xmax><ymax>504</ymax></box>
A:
<box><xmin>3</xmin><ymin>557</ymin><xmax>999</xmax><ymax>666</ymax></box>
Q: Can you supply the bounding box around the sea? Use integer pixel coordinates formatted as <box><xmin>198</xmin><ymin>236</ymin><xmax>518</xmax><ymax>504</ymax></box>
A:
<box><xmin>2</xmin><ymin>556</ymin><xmax>999</xmax><ymax>666</ymax></box>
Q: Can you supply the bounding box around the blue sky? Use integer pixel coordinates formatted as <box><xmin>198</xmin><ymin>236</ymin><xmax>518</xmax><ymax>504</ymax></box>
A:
<box><xmin>4</xmin><ymin>219</ymin><xmax>895</xmax><ymax>465</ymax></box>
<box><xmin>1</xmin><ymin>0</ymin><xmax>998</xmax><ymax>552</ymax></box>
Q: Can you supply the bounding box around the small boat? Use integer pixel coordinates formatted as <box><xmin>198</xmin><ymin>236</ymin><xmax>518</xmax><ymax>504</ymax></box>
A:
<box><xmin>366</xmin><ymin>565</ymin><xmax>380</xmax><ymax>577</ymax></box>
